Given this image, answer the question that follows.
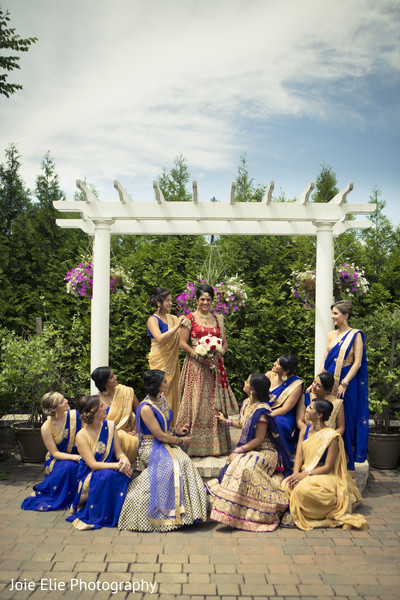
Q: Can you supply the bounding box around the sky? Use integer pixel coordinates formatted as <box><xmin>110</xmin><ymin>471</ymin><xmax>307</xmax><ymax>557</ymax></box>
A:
<box><xmin>1</xmin><ymin>0</ymin><xmax>399</xmax><ymax>226</ymax></box>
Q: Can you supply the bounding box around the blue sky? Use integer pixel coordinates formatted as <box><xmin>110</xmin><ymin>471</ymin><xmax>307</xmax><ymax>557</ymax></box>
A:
<box><xmin>1</xmin><ymin>0</ymin><xmax>399</xmax><ymax>225</ymax></box>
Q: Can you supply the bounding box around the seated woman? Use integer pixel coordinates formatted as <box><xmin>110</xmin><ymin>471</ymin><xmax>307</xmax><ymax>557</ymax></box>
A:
<box><xmin>21</xmin><ymin>392</ymin><xmax>81</xmax><ymax>511</ymax></box>
<box><xmin>265</xmin><ymin>355</ymin><xmax>303</xmax><ymax>452</ymax></box>
<box><xmin>91</xmin><ymin>366</ymin><xmax>139</xmax><ymax>463</ymax></box>
<box><xmin>118</xmin><ymin>370</ymin><xmax>208</xmax><ymax>532</ymax></box>
<box><xmin>66</xmin><ymin>395</ymin><xmax>132</xmax><ymax>530</ymax></box>
<box><xmin>282</xmin><ymin>398</ymin><xmax>367</xmax><ymax>531</ymax></box>
<box><xmin>297</xmin><ymin>372</ymin><xmax>345</xmax><ymax>435</ymax></box>
<box><xmin>208</xmin><ymin>373</ymin><xmax>293</xmax><ymax>532</ymax></box>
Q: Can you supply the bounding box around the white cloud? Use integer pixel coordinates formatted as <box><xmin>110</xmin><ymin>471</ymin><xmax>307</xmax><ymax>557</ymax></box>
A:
<box><xmin>0</xmin><ymin>0</ymin><xmax>399</xmax><ymax>203</ymax></box>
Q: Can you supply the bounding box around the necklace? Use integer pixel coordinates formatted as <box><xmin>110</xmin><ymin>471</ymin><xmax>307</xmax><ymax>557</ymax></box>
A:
<box><xmin>196</xmin><ymin>310</ymin><xmax>214</xmax><ymax>323</ymax></box>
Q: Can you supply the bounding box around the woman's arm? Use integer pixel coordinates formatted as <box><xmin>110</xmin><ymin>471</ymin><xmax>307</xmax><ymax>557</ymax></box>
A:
<box><xmin>179</xmin><ymin>323</ymin><xmax>195</xmax><ymax>357</ymax></box>
<box><xmin>140</xmin><ymin>405</ymin><xmax>190</xmax><ymax>447</ymax></box>
<box><xmin>296</xmin><ymin>393</ymin><xmax>306</xmax><ymax>430</ymax></box>
<box><xmin>271</xmin><ymin>384</ymin><xmax>302</xmax><ymax>417</ymax></box>
<box><xmin>335</xmin><ymin>404</ymin><xmax>345</xmax><ymax>436</ymax></box>
<box><xmin>132</xmin><ymin>391</ymin><xmax>140</xmax><ymax>414</ymax></box>
<box><xmin>76</xmin><ymin>430</ymin><xmax>120</xmax><ymax>472</ymax></box>
<box><xmin>112</xmin><ymin>429</ymin><xmax>132</xmax><ymax>476</ymax></box>
<box><xmin>284</xmin><ymin>427</ymin><xmax>305</xmax><ymax>488</ymax></box>
<box><xmin>336</xmin><ymin>332</ymin><xmax>364</xmax><ymax>398</ymax></box>
<box><xmin>216</xmin><ymin>411</ymin><xmax>241</xmax><ymax>429</ymax></box>
<box><xmin>306</xmin><ymin>436</ymin><xmax>339</xmax><ymax>476</ymax></box>
<box><xmin>41</xmin><ymin>420</ymin><xmax>80</xmax><ymax>462</ymax></box>
<box><xmin>147</xmin><ymin>315</ymin><xmax>185</xmax><ymax>345</ymax></box>
<box><xmin>226</xmin><ymin>421</ymin><xmax>267</xmax><ymax>463</ymax></box>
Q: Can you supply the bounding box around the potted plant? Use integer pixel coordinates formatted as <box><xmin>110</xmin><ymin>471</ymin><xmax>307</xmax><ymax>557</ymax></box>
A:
<box><xmin>0</xmin><ymin>324</ymin><xmax>65</xmax><ymax>462</ymax></box>
<box><xmin>362</xmin><ymin>309</ymin><xmax>400</xmax><ymax>469</ymax></box>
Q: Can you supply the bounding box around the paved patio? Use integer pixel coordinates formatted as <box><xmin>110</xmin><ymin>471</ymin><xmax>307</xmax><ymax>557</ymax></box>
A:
<box><xmin>0</xmin><ymin>456</ymin><xmax>399</xmax><ymax>600</ymax></box>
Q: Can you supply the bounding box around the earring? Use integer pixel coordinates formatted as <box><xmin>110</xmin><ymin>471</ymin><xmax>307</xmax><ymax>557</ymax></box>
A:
<box><xmin>316</xmin><ymin>417</ymin><xmax>321</xmax><ymax>431</ymax></box>
<box><xmin>282</xmin><ymin>374</ymin><xmax>288</xmax><ymax>382</ymax></box>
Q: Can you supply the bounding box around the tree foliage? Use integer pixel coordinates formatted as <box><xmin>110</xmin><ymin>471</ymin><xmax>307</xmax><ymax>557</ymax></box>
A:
<box><xmin>0</xmin><ymin>8</ymin><xmax>38</xmax><ymax>97</ymax></box>
<box><xmin>0</xmin><ymin>150</ymin><xmax>399</xmax><ymax>414</ymax></box>
<box><xmin>157</xmin><ymin>154</ymin><xmax>192</xmax><ymax>202</ymax></box>
<box><xmin>312</xmin><ymin>161</ymin><xmax>339</xmax><ymax>203</ymax></box>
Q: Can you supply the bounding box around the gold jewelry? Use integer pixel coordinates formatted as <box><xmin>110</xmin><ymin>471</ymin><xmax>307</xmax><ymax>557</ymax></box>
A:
<box><xmin>196</xmin><ymin>310</ymin><xmax>214</xmax><ymax>323</ymax></box>
<box><xmin>281</xmin><ymin>374</ymin><xmax>288</xmax><ymax>382</ymax></box>
<box><xmin>316</xmin><ymin>417</ymin><xmax>321</xmax><ymax>431</ymax></box>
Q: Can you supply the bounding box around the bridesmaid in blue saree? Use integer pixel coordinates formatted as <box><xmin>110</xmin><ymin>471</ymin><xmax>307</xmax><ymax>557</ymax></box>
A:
<box><xmin>265</xmin><ymin>355</ymin><xmax>303</xmax><ymax>452</ymax></box>
<box><xmin>67</xmin><ymin>395</ymin><xmax>132</xmax><ymax>530</ymax></box>
<box><xmin>21</xmin><ymin>392</ymin><xmax>81</xmax><ymax>511</ymax></box>
<box><xmin>118</xmin><ymin>370</ymin><xmax>208</xmax><ymax>532</ymax></box>
<box><xmin>318</xmin><ymin>300</ymin><xmax>369</xmax><ymax>470</ymax></box>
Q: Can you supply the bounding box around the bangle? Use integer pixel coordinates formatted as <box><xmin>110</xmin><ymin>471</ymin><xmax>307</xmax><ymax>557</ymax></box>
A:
<box><xmin>233</xmin><ymin>446</ymin><xmax>245</xmax><ymax>454</ymax></box>
<box><xmin>179</xmin><ymin>437</ymin><xmax>185</xmax><ymax>447</ymax></box>
<box><xmin>225</xmin><ymin>419</ymin><xmax>233</xmax><ymax>426</ymax></box>
<box><xmin>341</xmin><ymin>381</ymin><xmax>349</xmax><ymax>388</ymax></box>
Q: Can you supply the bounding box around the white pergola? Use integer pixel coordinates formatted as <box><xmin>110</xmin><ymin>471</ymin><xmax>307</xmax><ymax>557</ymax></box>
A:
<box><xmin>54</xmin><ymin>179</ymin><xmax>376</xmax><ymax>391</ymax></box>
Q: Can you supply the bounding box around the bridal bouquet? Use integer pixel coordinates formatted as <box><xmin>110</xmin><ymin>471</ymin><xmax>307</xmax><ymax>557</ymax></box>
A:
<box><xmin>195</xmin><ymin>335</ymin><xmax>223</xmax><ymax>359</ymax></box>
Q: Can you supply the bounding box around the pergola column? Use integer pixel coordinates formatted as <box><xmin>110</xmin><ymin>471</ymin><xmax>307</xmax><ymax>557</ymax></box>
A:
<box><xmin>314</xmin><ymin>221</ymin><xmax>335</xmax><ymax>374</ymax></box>
<box><xmin>90</xmin><ymin>219</ymin><xmax>113</xmax><ymax>393</ymax></box>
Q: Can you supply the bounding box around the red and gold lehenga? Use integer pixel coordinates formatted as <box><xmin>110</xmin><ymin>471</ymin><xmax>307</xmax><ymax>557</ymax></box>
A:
<box><xmin>176</xmin><ymin>312</ymin><xmax>238</xmax><ymax>457</ymax></box>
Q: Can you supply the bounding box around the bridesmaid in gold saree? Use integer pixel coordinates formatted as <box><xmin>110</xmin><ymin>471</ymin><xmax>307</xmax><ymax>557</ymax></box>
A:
<box><xmin>282</xmin><ymin>398</ymin><xmax>367</xmax><ymax>531</ymax></box>
<box><xmin>147</xmin><ymin>287</ymin><xmax>185</xmax><ymax>426</ymax></box>
<box><xmin>91</xmin><ymin>367</ymin><xmax>139</xmax><ymax>463</ymax></box>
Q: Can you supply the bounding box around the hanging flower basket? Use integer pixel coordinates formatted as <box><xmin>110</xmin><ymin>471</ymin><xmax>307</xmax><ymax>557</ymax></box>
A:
<box><xmin>65</xmin><ymin>262</ymin><xmax>134</xmax><ymax>298</ymax></box>
<box><xmin>176</xmin><ymin>275</ymin><xmax>247</xmax><ymax>316</ymax></box>
<box><xmin>290</xmin><ymin>263</ymin><xmax>369</xmax><ymax>309</ymax></box>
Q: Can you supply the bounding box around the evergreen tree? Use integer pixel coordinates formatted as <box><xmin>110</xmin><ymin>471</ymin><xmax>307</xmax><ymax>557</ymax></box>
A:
<box><xmin>157</xmin><ymin>154</ymin><xmax>192</xmax><ymax>202</ymax></box>
<box><xmin>235</xmin><ymin>154</ymin><xmax>265</xmax><ymax>202</ymax></box>
<box><xmin>312</xmin><ymin>162</ymin><xmax>339</xmax><ymax>203</ymax></box>
<box><xmin>0</xmin><ymin>8</ymin><xmax>38</xmax><ymax>97</ymax></box>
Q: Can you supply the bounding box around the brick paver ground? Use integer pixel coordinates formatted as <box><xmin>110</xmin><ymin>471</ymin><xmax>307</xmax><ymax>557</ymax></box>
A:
<box><xmin>0</xmin><ymin>457</ymin><xmax>399</xmax><ymax>600</ymax></box>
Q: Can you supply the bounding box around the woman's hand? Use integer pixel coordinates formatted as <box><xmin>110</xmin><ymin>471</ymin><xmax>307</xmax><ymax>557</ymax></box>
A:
<box><xmin>117</xmin><ymin>454</ymin><xmax>132</xmax><ymax>476</ymax></box>
<box><xmin>226</xmin><ymin>452</ymin><xmax>238</xmax><ymax>464</ymax></box>
<box><xmin>127</xmin><ymin>429</ymin><xmax>137</xmax><ymax>436</ymax></box>
<box><xmin>305</xmin><ymin>384</ymin><xmax>313</xmax><ymax>393</ymax></box>
<box><xmin>336</xmin><ymin>383</ymin><xmax>347</xmax><ymax>398</ymax></box>
<box><xmin>175</xmin><ymin>425</ymin><xmax>189</xmax><ymax>436</ymax></box>
<box><xmin>203</xmin><ymin>357</ymin><xmax>214</xmax><ymax>368</ymax></box>
<box><xmin>215</xmin><ymin>411</ymin><xmax>226</xmax><ymax>423</ymax></box>
<box><xmin>286</xmin><ymin>471</ymin><xmax>307</xmax><ymax>490</ymax></box>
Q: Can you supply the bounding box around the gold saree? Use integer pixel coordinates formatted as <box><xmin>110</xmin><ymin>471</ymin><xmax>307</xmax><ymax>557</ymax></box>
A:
<box><xmin>282</xmin><ymin>428</ymin><xmax>367</xmax><ymax>531</ymax></box>
<box><xmin>107</xmin><ymin>384</ymin><xmax>138</xmax><ymax>462</ymax></box>
<box><xmin>148</xmin><ymin>314</ymin><xmax>181</xmax><ymax>426</ymax></box>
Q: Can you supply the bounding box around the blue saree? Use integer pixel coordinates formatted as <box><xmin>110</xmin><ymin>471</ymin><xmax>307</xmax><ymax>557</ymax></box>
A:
<box><xmin>268</xmin><ymin>375</ymin><xmax>303</xmax><ymax>452</ymax></box>
<box><xmin>21</xmin><ymin>410</ymin><xmax>81</xmax><ymax>512</ymax></box>
<box><xmin>324</xmin><ymin>329</ymin><xmax>369</xmax><ymax>470</ymax></box>
<box><xmin>118</xmin><ymin>396</ymin><xmax>207</xmax><ymax>532</ymax></box>
<box><xmin>66</xmin><ymin>420</ymin><xmax>130</xmax><ymax>530</ymax></box>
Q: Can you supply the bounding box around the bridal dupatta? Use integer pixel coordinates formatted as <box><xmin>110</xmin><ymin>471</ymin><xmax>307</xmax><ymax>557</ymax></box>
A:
<box><xmin>136</xmin><ymin>398</ymin><xmax>184</xmax><ymax>527</ymax></box>
<box><xmin>324</xmin><ymin>329</ymin><xmax>369</xmax><ymax>469</ymax></box>
<box><xmin>148</xmin><ymin>314</ymin><xmax>181</xmax><ymax>426</ymax></box>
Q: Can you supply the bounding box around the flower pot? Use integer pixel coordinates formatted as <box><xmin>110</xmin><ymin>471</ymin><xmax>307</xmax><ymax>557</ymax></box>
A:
<box><xmin>13</xmin><ymin>427</ymin><xmax>47</xmax><ymax>463</ymax></box>
<box><xmin>368</xmin><ymin>431</ymin><xmax>400</xmax><ymax>469</ymax></box>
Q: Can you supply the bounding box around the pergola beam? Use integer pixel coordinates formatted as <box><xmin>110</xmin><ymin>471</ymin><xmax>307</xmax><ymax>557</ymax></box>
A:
<box><xmin>54</xmin><ymin>179</ymin><xmax>376</xmax><ymax>391</ymax></box>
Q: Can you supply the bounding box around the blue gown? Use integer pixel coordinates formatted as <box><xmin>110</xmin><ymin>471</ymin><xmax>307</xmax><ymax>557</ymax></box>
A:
<box><xmin>21</xmin><ymin>410</ymin><xmax>81</xmax><ymax>511</ymax></box>
<box><xmin>66</xmin><ymin>420</ymin><xmax>130</xmax><ymax>530</ymax></box>
<box><xmin>324</xmin><ymin>329</ymin><xmax>369</xmax><ymax>470</ymax></box>
<box><xmin>268</xmin><ymin>375</ymin><xmax>303</xmax><ymax>452</ymax></box>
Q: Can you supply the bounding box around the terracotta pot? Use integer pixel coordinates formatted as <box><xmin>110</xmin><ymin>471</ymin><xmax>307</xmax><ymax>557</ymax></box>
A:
<box><xmin>368</xmin><ymin>431</ymin><xmax>400</xmax><ymax>469</ymax></box>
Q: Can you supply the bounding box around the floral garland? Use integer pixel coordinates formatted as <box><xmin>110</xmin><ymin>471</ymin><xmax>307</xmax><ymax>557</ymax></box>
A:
<box><xmin>290</xmin><ymin>263</ymin><xmax>369</xmax><ymax>309</ymax></box>
<box><xmin>65</xmin><ymin>262</ymin><xmax>134</xmax><ymax>299</ymax></box>
<box><xmin>176</xmin><ymin>275</ymin><xmax>247</xmax><ymax>316</ymax></box>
